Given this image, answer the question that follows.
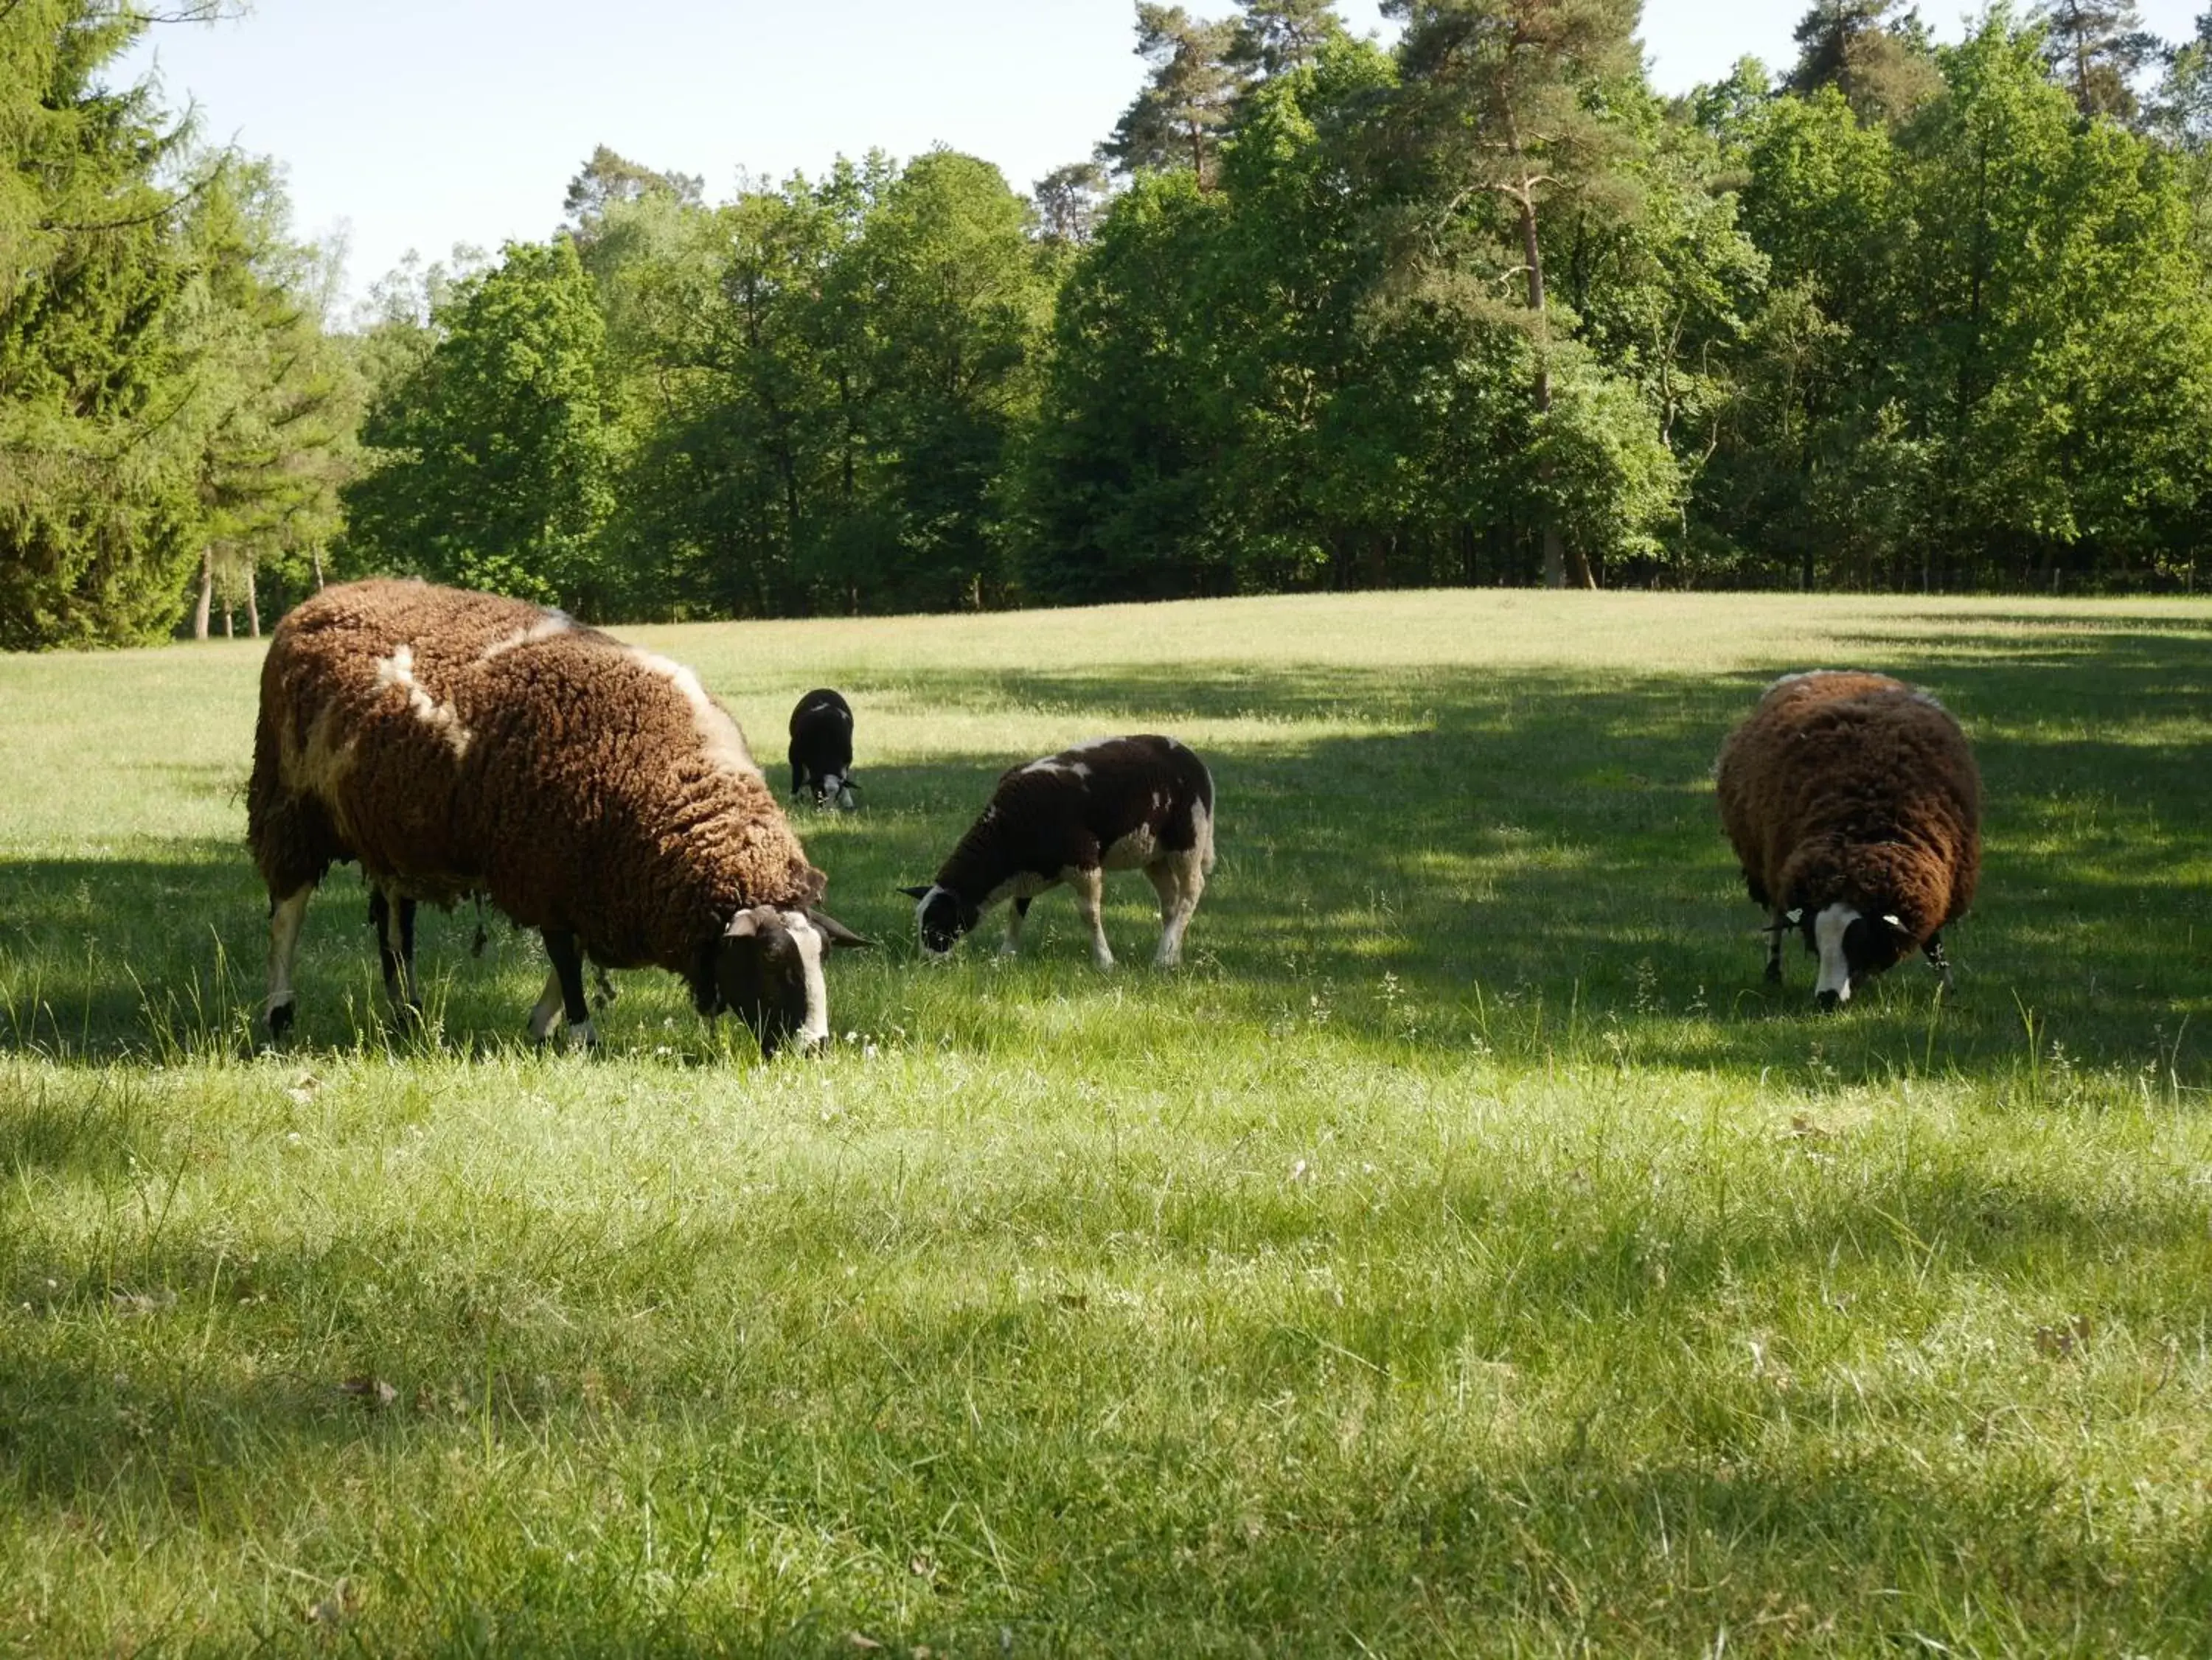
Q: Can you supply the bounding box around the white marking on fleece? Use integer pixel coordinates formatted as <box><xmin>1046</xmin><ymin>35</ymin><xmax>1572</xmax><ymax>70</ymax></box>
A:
<box><xmin>1814</xmin><ymin>903</ymin><xmax>1859</xmax><ymax>1003</ymax></box>
<box><xmin>782</xmin><ymin>911</ymin><xmax>830</xmax><ymax>1048</ymax></box>
<box><xmin>625</xmin><ymin>647</ymin><xmax>760</xmax><ymax>781</ymax></box>
<box><xmin>477</xmin><ymin>613</ymin><xmax>572</xmax><ymax>662</ymax></box>
<box><xmin>373</xmin><ymin>642</ymin><xmax>472</xmax><ymax>757</ymax></box>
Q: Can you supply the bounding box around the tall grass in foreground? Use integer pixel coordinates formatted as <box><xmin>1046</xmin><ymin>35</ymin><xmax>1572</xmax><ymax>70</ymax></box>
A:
<box><xmin>2</xmin><ymin>591</ymin><xmax>2211</xmax><ymax>1655</ymax></box>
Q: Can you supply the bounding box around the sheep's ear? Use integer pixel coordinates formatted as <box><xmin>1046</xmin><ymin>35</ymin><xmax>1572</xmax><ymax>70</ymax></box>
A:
<box><xmin>1881</xmin><ymin>913</ymin><xmax>1907</xmax><ymax>933</ymax></box>
<box><xmin>809</xmin><ymin>909</ymin><xmax>874</xmax><ymax>949</ymax></box>
<box><xmin>725</xmin><ymin>910</ymin><xmax>761</xmax><ymax>941</ymax></box>
<box><xmin>897</xmin><ymin>885</ymin><xmax>931</xmax><ymax>900</ymax></box>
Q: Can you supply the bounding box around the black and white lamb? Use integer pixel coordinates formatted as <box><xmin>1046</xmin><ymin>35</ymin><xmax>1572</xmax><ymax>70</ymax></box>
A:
<box><xmin>788</xmin><ymin>688</ymin><xmax>858</xmax><ymax>810</ymax></box>
<box><xmin>901</xmin><ymin>735</ymin><xmax>1216</xmax><ymax>968</ymax></box>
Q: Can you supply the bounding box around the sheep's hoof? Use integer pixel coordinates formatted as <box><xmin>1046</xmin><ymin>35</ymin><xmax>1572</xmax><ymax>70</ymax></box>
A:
<box><xmin>1764</xmin><ymin>961</ymin><xmax>1783</xmax><ymax>986</ymax></box>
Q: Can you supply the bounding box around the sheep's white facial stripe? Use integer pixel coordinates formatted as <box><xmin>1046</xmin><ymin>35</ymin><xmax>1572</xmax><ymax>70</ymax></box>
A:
<box><xmin>1814</xmin><ymin>903</ymin><xmax>1858</xmax><ymax>1002</ymax></box>
<box><xmin>782</xmin><ymin>911</ymin><xmax>829</xmax><ymax>1045</ymax></box>
<box><xmin>915</xmin><ymin>884</ymin><xmax>956</xmax><ymax>960</ymax></box>
<box><xmin>373</xmin><ymin>642</ymin><xmax>472</xmax><ymax>757</ymax></box>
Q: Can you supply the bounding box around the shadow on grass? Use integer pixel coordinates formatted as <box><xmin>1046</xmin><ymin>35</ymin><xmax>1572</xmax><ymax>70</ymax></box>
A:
<box><xmin>5</xmin><ymin>1129</ymin><xmax>2212</xmax><ymax>1650</ymax></box>
<box><xmin>5</xmin><ymin>618</ymin><xmax>2212</xmax><ymax>1082</ymax></box>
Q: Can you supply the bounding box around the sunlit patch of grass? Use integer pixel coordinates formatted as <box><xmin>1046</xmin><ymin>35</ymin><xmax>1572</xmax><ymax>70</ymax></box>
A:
<box><xmin>5</xmin><ymin>590</ymin><xmax>2212</xmax><ymax>1652</ymax></box>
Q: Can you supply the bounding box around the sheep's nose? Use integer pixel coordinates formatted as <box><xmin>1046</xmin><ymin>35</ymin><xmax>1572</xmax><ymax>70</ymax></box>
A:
<box><xmin>1815</xmin><ymin>989</ymin><xmax>1842</xmax><ymax>1013</ymax></box>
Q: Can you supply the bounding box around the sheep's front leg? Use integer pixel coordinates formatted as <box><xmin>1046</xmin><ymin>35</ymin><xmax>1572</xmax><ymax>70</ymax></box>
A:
<box><xmin>537</xmin><ymin>928</ymin><xmax>597</xmax><ymax>1049</ymax></box>
<box><xmin>1765</xmin><ymin>907</ymin><xmax>1789</xmax><ymax>985</ymax></box>
<box><xmin>1068</xmin><ymin>868</ymin><xmax>1113</xmax><ymax>969</ymax></box>
<box><xmin>528</xmin><ymin>969</ymin><xmax>563</xmax><ymax>1044</ymax></box>
<box><xmin>1000</xmin><ymin>897</ymin><xmax>1032</xmax><ymax>958</ymax></box>
<box><xmin>265</xmin><ymin>886</ymin><xmax>312</xmax><ymax>1039</ymax></box>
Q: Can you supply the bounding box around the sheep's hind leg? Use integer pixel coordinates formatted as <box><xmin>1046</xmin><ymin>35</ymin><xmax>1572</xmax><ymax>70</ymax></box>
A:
<box><xmin>1764</xmin><ymin>908</ymin><xmax>1788</xmax><ymax>985</ymax></box>
<box><xmin>265</xmin><ymin>886</ymin><xmax>313</xmax><ymax>1040</ymax></box>
<box><xmin>369</xmin><ymin>886</ymin><xmax>422</xmax><ymax>1029</ymax></box>
<box><xmin>540</xmin><ymin>928</ymin><xmax>597</xmax><ymax>1049</ymax></box>
<box><xmin>1146</xmin><ymin>854</ymin><xmax>1205</xmax><ymax>969</ymax></box>
<box><xmin>1925</xmin><ymin>932</ymin><xmax>1955</xmax><ymax>994</ymax></box>
<box><xmin>1069</xmin><ymin>868</ymin><xmax>1113</xmax><ymax>969</ymax></box>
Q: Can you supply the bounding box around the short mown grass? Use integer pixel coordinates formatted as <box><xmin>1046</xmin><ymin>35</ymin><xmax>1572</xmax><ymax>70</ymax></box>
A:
<box><xmin>4</xmin><ymin>590</ymin><xmax>2212</xmax><ymax>1656</ymax></box>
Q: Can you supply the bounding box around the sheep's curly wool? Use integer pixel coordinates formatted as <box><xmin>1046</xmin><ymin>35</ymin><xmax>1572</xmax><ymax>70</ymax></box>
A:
<box><xmin>1715</xmin><ymin>670</ymin><xmax>1980</xmax><ymax>947</ymax></box>
<box><xmin>248</xmin><ymin>579</ymin><xmax>824</xmax><ymax>977</ymax></box>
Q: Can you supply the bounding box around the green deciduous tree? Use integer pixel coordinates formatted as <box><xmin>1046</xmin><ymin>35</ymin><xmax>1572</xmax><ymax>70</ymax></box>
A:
<box><xmin>343</xmin><ymin>239</ymin><xmax>618</xmax><ymax>611</ymax></box>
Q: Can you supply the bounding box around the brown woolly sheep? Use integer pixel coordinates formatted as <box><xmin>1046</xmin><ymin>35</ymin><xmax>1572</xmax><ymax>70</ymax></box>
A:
<box><xmin>1715</xmin><ymin>670</ymin><xmax>1980</xmax><ymax>1009</ymax></box>
<box><xmin>248</xmin><ymin>578</ymin><xmax>869</xmax><ymax>1055</ymax></box>
<box><xmin>901</xmin><ymin>735</ymin><xmax>1215</xmax><ymax>968</ymax></box>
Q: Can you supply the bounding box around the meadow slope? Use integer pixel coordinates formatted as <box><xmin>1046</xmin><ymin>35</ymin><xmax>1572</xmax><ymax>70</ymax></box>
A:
<box><xmin>4</xmin><ymin>590</ymin><xmax>2212</xmax><ymax>1656</ymax></box>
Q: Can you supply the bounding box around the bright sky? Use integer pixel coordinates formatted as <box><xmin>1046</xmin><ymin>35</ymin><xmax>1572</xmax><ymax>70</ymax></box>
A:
<box><xmin>119</xmin><ymin>1</ymin><xmax>2208</xmax><ymax>312</ymax></box>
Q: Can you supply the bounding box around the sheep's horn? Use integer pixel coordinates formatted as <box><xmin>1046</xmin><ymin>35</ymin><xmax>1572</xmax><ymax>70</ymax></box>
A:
<box><xmin>810</xmin><ymin>909</ymin><xmax>874</xmax><ymax>949</ymax></box>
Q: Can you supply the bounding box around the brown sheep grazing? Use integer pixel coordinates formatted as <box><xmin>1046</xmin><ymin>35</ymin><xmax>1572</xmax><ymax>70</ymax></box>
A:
<box><xmin>1715</xmin><ymin>671</ymin><xmax>1980</xmax><ymax>1009</ymax></box>
<box><xmin>248</xmin><ymin>578</ymin><xmax>869</xmax><ymax>1055</ymax></box>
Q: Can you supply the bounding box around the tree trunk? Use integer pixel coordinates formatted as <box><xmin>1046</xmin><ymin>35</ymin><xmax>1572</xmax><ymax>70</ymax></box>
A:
<box><xmin>1515</xmin><ymin>185</ymin><xmax>1595</xmax><ymax>592</ymax></box>
<box><xmin>193</xmin><ymin>551</ymin><xmax>213</xmax><ymax>641</ymax></box>
<box><xmin>311</xmin><ymin>547</ymin><xmax>326</xmax><ymax>590</ymax></box>
<box><xmin>221</xmin><ymin>602</ymin><xmax>234</xmax><ymax>639</ymax></box>
<box><xmin>245</xmin><ymin>565</ymin><xmax>261</xmax><ymax>638</ymax></box>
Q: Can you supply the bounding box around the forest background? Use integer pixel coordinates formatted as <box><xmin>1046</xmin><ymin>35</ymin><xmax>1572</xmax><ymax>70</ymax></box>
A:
<box><xmin>7</xmin><ymin>0</ymin><xmax>2212</xmax><ymax>649</ymax></box>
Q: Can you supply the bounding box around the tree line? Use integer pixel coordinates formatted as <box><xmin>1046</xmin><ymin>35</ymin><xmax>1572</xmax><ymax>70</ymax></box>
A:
<box><xmin>5</xmin><ymin>0</ymin><xmax>2212</xmax><ymax>645</ymax></box>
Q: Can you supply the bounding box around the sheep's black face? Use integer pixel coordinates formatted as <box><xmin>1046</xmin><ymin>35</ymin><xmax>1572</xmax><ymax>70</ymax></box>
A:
<box><xmin>1804</xmin><ymin>902</ymin><xmax>1910</xmax><ymax>1010</ymax></box>
<box><xmin>710</xmin><ymin>906</ymin><xmax>874</xmax><ymax>1057</ymax></box>
<box><xmin>902</xmin><ymin>885</ymin><xmax>976</xmax><ymax>958</ymax></box>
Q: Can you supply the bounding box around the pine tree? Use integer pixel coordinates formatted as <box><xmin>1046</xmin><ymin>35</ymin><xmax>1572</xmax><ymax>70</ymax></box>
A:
<box><xmin>1785</xmin><ymin>0</ymin><xmax>1942</xmax><ymax>125</ymax></box>
<box><xmin>2037</xmin><ymin>0</ymin><xmax>2160</xmax><ymax>121</ymax></box>
<box><xmin>1228</xmin><ymin>0</ymin><xmax>1349</xmax><ymax>78</ymax></box>
<box><xmin>1104</xmin><ymin>5</ymin><xmax>1243</xmax><ymax>187</ymax></box>
<box><xmin>1382</xmin><ymin>0</ymin><xmax>1653</xmax><ymax>587</ymax></box>
<box><xmin>0</xmin><ymin>1</ymin><xmax>232</xmax><ymax>648</ymax></box>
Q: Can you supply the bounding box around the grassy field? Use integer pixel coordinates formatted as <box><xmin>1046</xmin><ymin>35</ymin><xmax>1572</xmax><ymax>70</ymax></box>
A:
<box><xmin>4</xmin><ymin>590</ymin><xmax>2212</xmax><ymax>1656</ymax></box>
